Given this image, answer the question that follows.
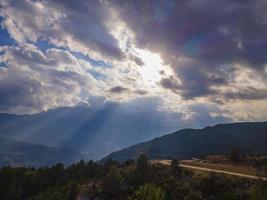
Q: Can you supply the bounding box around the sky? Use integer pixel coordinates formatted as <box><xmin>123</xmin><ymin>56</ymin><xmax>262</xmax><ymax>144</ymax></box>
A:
<box><xmin>0</xmin><ymin>0</ymin><xmax>267</xmax><ymax>128</ymax></box>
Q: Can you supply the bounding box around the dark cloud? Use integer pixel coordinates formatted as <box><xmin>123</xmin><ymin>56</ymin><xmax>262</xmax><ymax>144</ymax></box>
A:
<box><xmin>130</xmin><ymin>54</ymin><xmax>145</xmax><ymax>66</ymax></box>
<box><xmin>159</xmin><ymin>70</ymin><xmax>165</xmax><ymax>75</ymax></box>
<box><xmin>112</xmin><ymin>0</ymin><xmax>267</xmax><ymax>67</ymax></box>
<box><xmin>135</xmin><ymin>89</ymin><xmax>148</xmax><ymax>95</ymax></box>
<box><xmin>0</xmin><ymin>75</ymin><xmax>43</xmax><ymax>113</ymax></box>
<box><xmin>177</xmin><ymin>62</ymin><xmax>228</xmax><ymax>99</ymax></box>
<box><xmin>109</xmin><ymin>86</ymin><xmax>129</xmax><ymax>94</ymax></box>
<box><xmin>224</xmin><ymin>87</ymin><xmax>267</xmax><ymax>101</ymax></box>
<box><xmin>161</xmin><ymin>62</ymin><xmax>229</xmax><ymax>99</ymax></box>
<box><xmin>160</xmin><ymin>76</ymin><xmax>180</xmax><ymax>94</ymax></box>
<box><xmin>111</xmin><ymin>0</ymin><xmax>267</xmax><ymax>99</ymax></box>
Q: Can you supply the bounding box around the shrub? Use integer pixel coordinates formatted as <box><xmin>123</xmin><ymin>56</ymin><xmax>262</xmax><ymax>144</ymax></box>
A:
<box><xmin>134</xmin><ymin>183</ymin><xmax>166</xmax><ymax>200</ymax></box>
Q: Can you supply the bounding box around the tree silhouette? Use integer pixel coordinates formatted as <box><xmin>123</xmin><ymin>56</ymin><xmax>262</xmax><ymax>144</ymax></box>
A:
<box><xmin>136</xmin><ymin>153</ymin><xmax>149</xmax><ymax>183</ymax></box>
<box><xmin>229</xmin><ymin>149</ymin><xmax>240</xmax><ymax>162</ymax></box>
<box><xmin>170</xmin><ymin>159</ymin><xmax>181</xmax><ymax>176</ymax></box>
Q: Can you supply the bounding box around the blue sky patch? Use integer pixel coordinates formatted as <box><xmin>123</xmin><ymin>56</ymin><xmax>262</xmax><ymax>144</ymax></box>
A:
<box><xmin>0</xmin><ymin>16</ymin><xmax>16</xmax><ymax>46</ymax></box>
<box><xmin>34</xmin><ymin>39</ymin><xmax>112</xmax><ymax>70</ymax></box>
<box><xmin>0</xmin><ymin>61</ymin><xmax>7</xmax><ymax>69</ymax></box>
<box><xmin>35</xmin><ymin>39</ymin><xmax>57</xmax><ymax>53</ymax></box>
<box><xmin>88</xmin><ymin>69</ymin><xmax>107</xmax><ymax>80</ymax></box>
<box><xmin>71</xmin><ymin>51</ymin><xmax>113</xmax><ymax>68</ymax></box>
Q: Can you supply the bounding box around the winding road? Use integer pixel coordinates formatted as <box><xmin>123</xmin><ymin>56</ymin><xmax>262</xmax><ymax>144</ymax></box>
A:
<box><xmin>156</xmin><ymin>160</ymin><xmax>267</xmax><ymax>180</ymax></box>
<box><xmin>179</xmin><ymin>164</ymin><xmax>267</xmax><ymax>180</ymax></box>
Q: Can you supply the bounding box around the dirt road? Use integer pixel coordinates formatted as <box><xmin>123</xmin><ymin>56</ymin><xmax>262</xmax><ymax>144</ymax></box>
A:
<box><xmin>155</xmin><ymin>160</ymin><xmax>267</xmax><ymax>180</ymax></box>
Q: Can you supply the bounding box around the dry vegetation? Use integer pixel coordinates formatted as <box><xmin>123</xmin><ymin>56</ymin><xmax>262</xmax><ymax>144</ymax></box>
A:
<box><xmin>154</xmin><ymin>156</ymin><xmax>267</xmax><ymax>179</ymax></box>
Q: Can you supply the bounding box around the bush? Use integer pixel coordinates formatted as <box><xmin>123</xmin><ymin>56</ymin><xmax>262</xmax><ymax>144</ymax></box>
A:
<box><xmin>250</xmin><ymin>182</ymin><xmax>267</xmax><ymax>200</ymax></box>
<box><xmin>103</xmin><ymin>165</ymin><xmax>123</xmax><ymax>197</ymax></box>
<box><xmin>134</xmin><ymin>183</ymin><xmax>166</xmax><ymax>200</ymax></box>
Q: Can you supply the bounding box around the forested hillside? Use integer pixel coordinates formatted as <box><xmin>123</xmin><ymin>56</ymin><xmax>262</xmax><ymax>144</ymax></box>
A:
<box><xmin>103</xmin><ymin>122</ymin><xmax>267</xmax><ymax>161</ymax></box>
<box><xmin>1</xmin><ymin>155</ymin><xmax>267</xmax><ymax>200</ymax></box>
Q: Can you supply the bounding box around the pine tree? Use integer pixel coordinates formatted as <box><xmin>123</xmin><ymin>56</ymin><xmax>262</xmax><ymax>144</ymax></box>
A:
<box><xmin>229</xmin><ymin>149</ymin><xmax>240</xmax><ymax>162</ymax></box>
<box><xmin>171</xmin><ymin>159</ymin><xmax>181</xmax><ymax>176</ymax></box>
<box><xmin>136</xmin><ymin>153</ymin><xmax>149</xmax><ymax>183</ymax></box>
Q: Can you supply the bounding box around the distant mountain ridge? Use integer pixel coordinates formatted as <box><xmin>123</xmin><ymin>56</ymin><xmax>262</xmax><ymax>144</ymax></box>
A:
<box><xmin>0</xmin><ymin>105</ymin><xmax>179</xmax><ymax>160</ymax></box>
<box><xmin>0</xmin><ymin>136</ymin><xmax>82</xmax><ymax>167</ymax></box>
<box><xmin>102</xmin><ymin>121</ymin><xmax>267</xmax><ymax>162</ymax></box>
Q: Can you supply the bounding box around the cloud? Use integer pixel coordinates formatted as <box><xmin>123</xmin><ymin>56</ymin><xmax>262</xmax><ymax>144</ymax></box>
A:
<box><xmin>0</xmin><ymin>0</ymin><xmax>266</xmax><ymax>124</ymax></box>
<box><xmin>111</xmin><ymin>0</ymin><xmax>267</xmax><ymax>100</ymax></box>
<box><xmin>0</xmin><ymin>0</ymin><xmax>123</xmax><ymax>60</ymax></box>
<box><xmin>0</xmin><ymin>73</ymin><xmax>43</xmax><ymax>113</ymax></box>
<box><xmin>109</xmin><ymin>86</ymin><xmax>129</xmax><ymax>94</ymax></box>
<box><xmin>185</xmin><ymin>103</ymin><xmax>232</xmax><ymax>126</ymax></box>
<box><xmin>160</xmin><ymin>76</ymin><xmax>180</xmax><ymax>94</ymax></box>
<box><xmin>135</xmin><ymin>89</ymin><xmax>148</xmax><ymax>95</ymax></box>
<box><xmin>0</xmin><ymin>44</ymin><xmax>104</xmax><ymax>114</ymax></box>
<box><xmin>112</xmin><ymin>0</ymin><xmax>267</xmax><ymax>67</ymax></box>
<box><xmin>176</xmin><ymin>60</ymin><xmax>228</xmax><ymax>99</ymax></box>
<box><xmin>224</xmin><ymin>87</ymin><xmax>267</xmax><ymax>101</ymax></box>
<box><xmin>160</xmin><ymin>58</ymin><xmax>230</xmax><ymax>99</ymax></box>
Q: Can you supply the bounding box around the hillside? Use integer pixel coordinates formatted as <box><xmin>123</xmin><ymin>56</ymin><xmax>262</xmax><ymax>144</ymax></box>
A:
<box><xmin>0</xmin><ymin>137</ymin><xmax>82</xmax><ymax>167</ymax></box>
<box><xmin>1</xmin><ymin>155</ymin><xmax>266</xmax><ymax>200</ymax></box>
<box><xmin>0</xmin><ymin>105</ymin><xmax>179</xmax><ymax>160</ymax></box>
<box><xmin>0</xmin><ymin>105</ymin><xmax>178</xmax><ymax>160</ymax></box>
<box><xmin>103</xmin><ymin>121</ymin><xmax>267</xmax><ymax>161</ymax></box>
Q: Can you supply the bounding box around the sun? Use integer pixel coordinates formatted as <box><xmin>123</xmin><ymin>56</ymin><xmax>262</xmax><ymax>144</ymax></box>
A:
<box><xmin>136</xmin><ymin>49</ymin><xmax>171</xmax><ymax>85</ymax></box>
<box><xmin>109</xmin><ymin>22</ymin><xmax>173</xmax><ymax>86</ymax></box>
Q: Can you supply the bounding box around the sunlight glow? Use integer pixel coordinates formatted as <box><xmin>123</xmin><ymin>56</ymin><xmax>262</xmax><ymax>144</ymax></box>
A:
<box><xmin>136</xmin><ymin>49</ymin><xmax>172</xmax><ymax>85</ymax></box>
<box><xmin>109</xmin><ymin>17</ymin><xmax>174</xmax><ymax>87</ymax></box>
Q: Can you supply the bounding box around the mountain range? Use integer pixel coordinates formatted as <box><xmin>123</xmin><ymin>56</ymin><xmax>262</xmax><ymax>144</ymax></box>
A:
<box><xmin>103</xmin><ymin>121</ymin><xmax>267</xmax><ymax>162</ymax></box>
<box><xmin>0</xmin><ymin>105</ymin><xmax>178</xmax><ymax>162</ymax></box>
<box><xmin>0</xmin><ymin>136</ymin><xmax>81</xmax><ymax>167</ymax></box>
<box><xmin>1</xmin><ymin>105</ymin><xmax>267</xmax><ymax>167</ymax></box>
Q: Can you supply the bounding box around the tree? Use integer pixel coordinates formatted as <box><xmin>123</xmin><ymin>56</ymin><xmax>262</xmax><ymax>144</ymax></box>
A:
<box><xmin>137</xmin><ymin>154</ymin><xmax>149</xmax><ymax>171</ymax></box>
<box><xmin>134</xmin><ymin>183</ymin><xmax>166</xmax><ymax>200</ymax></box>
<box><xmin>103</xmin><ymin>166</ymin><xmax>123</xmax><ymax>197</ymax></box>
<box><xmin>229</xmin><ymin>149</ymin><xmax>240</xmax><ymax>162</ymax></box>
<box><xmin>171</xmin><ymin>159</ymin><xmax>181</xmax><ymax>176</ymax></box>
<box><xmin>5</xmin><ymin>185</ymin><xmax>21</xmax><ymax>200</ymax></box>
<box><xmin>136</xmin><ymin>154</ymin><xmax>149</xmax><ymax>183</ymax></box>
<box><xmin>264</xmin><ymin>165</ymin><xmax>267</xmax><ymax>175</ymax></box>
